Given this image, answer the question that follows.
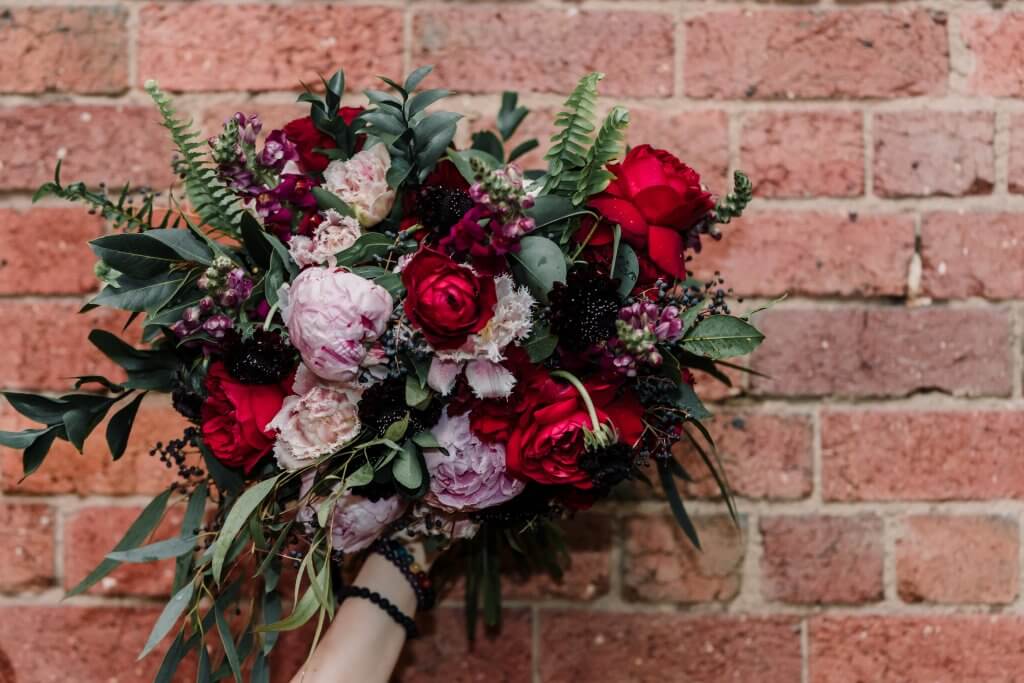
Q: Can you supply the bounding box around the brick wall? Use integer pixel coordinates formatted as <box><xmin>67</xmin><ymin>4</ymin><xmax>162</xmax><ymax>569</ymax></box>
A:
<box><xmin>1</xmin><ymin>2</ymin><xmax>1023</xmax><ymax>682</ymax></box>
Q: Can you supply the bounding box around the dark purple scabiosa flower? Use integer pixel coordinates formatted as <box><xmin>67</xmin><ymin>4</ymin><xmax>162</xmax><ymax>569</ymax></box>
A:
<box><xmin>548</xmin><ymin>265</ymin><xmax>622</xmax><ymax>352</ymax></box>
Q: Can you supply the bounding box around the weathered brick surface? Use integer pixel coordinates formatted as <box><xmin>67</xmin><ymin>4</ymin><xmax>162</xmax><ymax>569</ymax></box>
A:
<box><xmin>677</xmin><ymin>412</ymin><xmax>814</xmax><ymax>501</ymax></box>
<box><xmin>692</xmin><ymin>211</ymin><xmax>914</xmax><ymax>297</ymax></box>
<box><xmin>873</xmin><ymin>111</ymin><xmax>995</xmax><ymax>197</ymax></box>
<box><xmin>502</xmin><ymin>514</ymin><xmax>612</xmax><ymax>601</ymax></box>
<box><xmin>0</xmin><ymin>105</ymin><xmax>175</xmax><ymax>190</ymax></box>
<box><xmin>741</xmin><ymin>112</ymin><xmax>863</xmax><ymax>197</ymax></box>
<box><xmin>896</xmin><ymin>515</ymin><xmax>1019</xmax><ymax>605</ymax></box>
<box><xmin>629</xmin><ymin>108</ymin><xmax>731</xmax><ymax>191</ymax></box>
<box><xmin>1011</xmin><ymin>114</ymin><xmax>1024</xmax><ymax>193</ymax></box>
<box><xmin>822</xmin><ymin>410</ymin><xmax>1024</xmax><ymax>501</ymax></box>
<box><xmin>920</xmin><ymin>212</ymin><xmax>1024</xmax><ymax>300</ymax></box>
<box><xmin>138</xmin><ymin>5</ymin><xmax>403</xmax><ymax>92</ymax></box>
<box><xmin>0</xmin><ymin>502</ymin><xmax>55</xmax><ymax>592</ymax></box>
<box><xmin>761</xmin><ymin>515</ymin><xmax>884</xmax><ymax>605</ymax></box>
<box><xmin>414</xmin><ymin>7</ymin><xmax>675</xmax><ymax>97</ymax></box>
<box><xmin>686</xmin><ymin>10</ymin><xmax>948</xmax><ymax>99</ymax></box>
<box><xmin>962</xmin><ymin>13</ymin><xmax>1024</xmax><ymax>96</ymax></box>
<box><xmin>750</xmin><ymin>307</ymin><xmax>1013</xmax><ymax>398</ymax></box>
<box><xmin>624</xmin><ymin>514</ymin><xmax>744</xmax><ymax>603</ymax></box>
<box><xmin>540</xmin><ymin>613</ymin><xmax>803</xmax><ymax>683</ymax></box>
<box><xmin>809</xmin><ymin>616</ymin><xmax>1024</xmax><ymax>683</ymax></box>
<box><xmin>0</xmin><ymin>7</ymin><xmax>129</xmax><ymax>95</ymax></box>
<box><xmin>0</xmin><ymin>606</ymin><xmax>187</xmax><ymax>682</ymax></box>
<box><xmin>0</xmin><ymin>208</ymin><xmax>104</xmax><ymax>295</ymax></box>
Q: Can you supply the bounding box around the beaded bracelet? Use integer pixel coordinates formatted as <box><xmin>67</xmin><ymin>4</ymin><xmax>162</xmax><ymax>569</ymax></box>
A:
<box><xmin>337</xmin><ymin>584</ymin><xmax>419</xmax><ymax>639</ymax></box>
<box><xmin>370</xmin><ymin>538</ymin><xmax>436</xmax><ymax>611</ymax></box>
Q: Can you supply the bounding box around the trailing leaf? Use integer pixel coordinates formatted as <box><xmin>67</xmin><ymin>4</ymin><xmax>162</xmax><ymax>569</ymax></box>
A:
<box><xmin>541</xmin><ymin>72</ymin><xmax>603</xmax><ymax>195</ymax></box>
<box><xmin>145</xmin><ymin>80</ymin><xmax>243</xmax><ymax>235</ymax></box>
<box><xmin>713</xmin><ymin>171</ymin><xmax>753</xmax><ymax>224</ymax></box>
<box><xmin>571</xmin><ymin>105</ymin><xmax>629</xmax><ymax>205</ymax></box>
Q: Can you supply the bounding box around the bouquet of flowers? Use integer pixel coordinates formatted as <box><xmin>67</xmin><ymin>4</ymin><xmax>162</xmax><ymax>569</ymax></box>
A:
<box><xmin>0</xmin><ymin>66</ymin><xmax>760</xmax><ymax>679</ymax></box>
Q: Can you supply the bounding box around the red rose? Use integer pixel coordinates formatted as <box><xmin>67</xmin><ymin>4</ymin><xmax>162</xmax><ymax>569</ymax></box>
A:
<box><xmin>504</xmin><ymin>377</ymin><xmax>644</xmax><ymax>489</ymax></box>
<box><xmin>401</xmin><ymin>247</ymin><xmax>497</xmax><ymax>351</ymax></box>
<box><xmin>464</xmin><ymin>348</ymin><xmax>547</xmax><ymax>443</ymax></box>
<box><xmin>586</xmin><ymin>145</ymin><xmax>714</xmax><ymax>280</ymax></box>
<box><xmin>282</xmin><ymin>107</ymin><xmax>363</xmax><ymax>173</ymax></box>
<box><xmin>200</xmin><ymin>362</ymin><xmax>290</xmax><ymax>473</ymax></box>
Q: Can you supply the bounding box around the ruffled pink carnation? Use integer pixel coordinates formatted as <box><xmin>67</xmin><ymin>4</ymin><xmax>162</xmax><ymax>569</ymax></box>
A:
<box><xmin>266</xmin><ymin>371</ymin><xmax>361</xmax><ymax>471</ymax></box>
<box><xmin>423</xmin><ymin>409</ymin><xmax>524</xmax><ymax>512</ymax></box>
<box><xmin>322</xmin><ymin>144</ymin><xmax>395</xmax><ymax>227</ymax></box>
<box><xmin>331</xmin><ymin>494</ymin><xmax>407</xmax><ymax>553</ymax></box>
<box><xmin>280</xmin><ymin>268</ymin><xmax>393</xmax><ymax>383</ymax></box>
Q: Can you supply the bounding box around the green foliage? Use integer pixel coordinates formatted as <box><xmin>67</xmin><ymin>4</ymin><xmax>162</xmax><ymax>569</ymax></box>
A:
<box><xmin>571</xmin><ymin>105</ymin><xmax>630</xmax><ymax>205</ymax></box>
<box><xmin>34</xmin><ymin>161</ymin><xmax>184</xmax><ymax>232</ymax></box>
<box><xmin>714</xmin><ymin>171</ymin><xmax>753</xmax><ymax>224</ymax></box>
<box><xmin>298</xmin><ymin>69</ymin><xmax>363</xmax><ymax>159</ymax></box>
<box><xmin>362</xmin><ymin>66</ymin><xmax>460</xmax><ymax>186</ymax></box>
<box><xmin>680</xmin><ymin>314</ymin><xmax>765</xmax><ymax>359</ymax></box>
<box><xmin>145</xmin><ymin>80</ymin><xmax>243</xmax><ymax>235</ymax></box>
<box><xmin>541</xmin><ymin>72</ymin><xmax>603</xmax><ymax>195</ymax></box>
<box><xmin>508</xmin><ymin>235</ymin><xmax>568</xmax><ymax>303</ymax></box>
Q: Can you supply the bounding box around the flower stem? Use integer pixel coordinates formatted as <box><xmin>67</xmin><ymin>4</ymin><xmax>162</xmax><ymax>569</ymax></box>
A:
<box><xmin>550</xmin><ymin>370</ymin><xmax>601</xmax><ymax>433</ymax></box>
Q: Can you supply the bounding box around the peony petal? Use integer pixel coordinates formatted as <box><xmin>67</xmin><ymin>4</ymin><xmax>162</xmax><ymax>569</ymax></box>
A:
<box><xmin>465</xmin><ymin>359</ymin><xmax>517</xmax><ymax>399</ymax></box>
<box><xmin>646</xmin><ymin>225</ymin><xmax>687</xmax><ymax>280</ymax></box>
<box><xmin>427</xmin><ymin>358</ymin><xmax>464</xmax><ymax>396</ymax></box>
<box><xmin>588</xmin><ymin>196</ymin><xmax>649</xmax><ymax>247</ymax></box>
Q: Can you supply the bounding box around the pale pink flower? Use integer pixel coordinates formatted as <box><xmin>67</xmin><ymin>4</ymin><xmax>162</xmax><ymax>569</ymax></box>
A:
<box><xmin>331</xmin><ymin>494</ymin><xmax>407</xmax><ymax>552</ymax></box>
<box><xmin>267</xmin><ymin>377</ymin><xmax>361</xmax><ymax>471</ymax></box>
<box><xmin>280</xmin><ymin>268</ymin><xmax>393</xmax><ymax>383</ymax></box>
<box><xmin>323</xmin><ymin>144</ymin><xmax>396</xmax><ymax>227</ymax></box>
<box><xmin>289</xmin><ymin>210</ymin><xmax>362</xmax><ymax>268</ymax></box>
<box><xmin>423</xmin><ymin>409</ymin><xmax>524</xmax><ymax>512</ymax></box>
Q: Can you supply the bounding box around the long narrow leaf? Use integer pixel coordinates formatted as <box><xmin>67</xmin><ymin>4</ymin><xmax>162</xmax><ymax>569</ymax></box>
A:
<box><xmin>138</xmin><ymin>581</ymin><xmax>195</xmax><ymax>660</ymax></box>
<box><xmin>657</xmin><ymin>459</ymin><xmax>701</xmax><ymax>550</ymax></box>
<box><xmin>212</xmin><ymin>474</ymin><xmax>280</xmax><ymax>584</ymax></box>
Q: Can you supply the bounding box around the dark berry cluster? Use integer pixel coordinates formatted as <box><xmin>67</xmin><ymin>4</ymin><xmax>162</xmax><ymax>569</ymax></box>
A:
<box><xmin>579</xmin><ymin>442</ymin><xmax>636</xmax><ymax>491</ymax></box>
<box><xmin>149</xmin><ymin>427</ymin><xmax>205</xmax><ymax>486</ymax></box>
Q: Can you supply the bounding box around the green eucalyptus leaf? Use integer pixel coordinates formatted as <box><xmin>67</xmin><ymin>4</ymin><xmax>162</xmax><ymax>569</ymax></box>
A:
<box><xmin>408</xmin><ymin>88</ymin><xmax>452</xmax><ymax>118</ymax></box>
<box><xmin>405</xmin><ymin>374</ymin><xmax>430</xmax><ymax>408</ymax></box>
<box><xmin>391</xmin><ymin>441</ymin><xmax>423</xmax><ymax>490</ymax></box>
<box><xmin>138</xmin><ymin>581</ymin><xmax>195</xmax><ymax>660</ymax></box>
<box><xmin>680</xmin><ymin>315</ymin><xmax>765</xmax><ymax>359</ymax></box>
<box><xmin>384</xmin><ymin>413</ymin><xmax>410</xmax><ymax>442</ymax></box>
<box><xmin>334</xmin><ymin>232</ymin><xmax>394</xmax><ymax>267</ymax></box>
<box><xmin>106</xmin><ymin>391</ymin><xmax>147</xmax><ymax>460</ymax></box>
<box><xmin>612</xmin><ymin>242</ymin><xmax>639</xmax><ymax>298</ymax></box>
<box><xmin>411</xmin><ymin>431</ymin><xmax>441</xmax><ymax>449</ymax></box>
<box><xmin>174</xmin><ymin>481</ymin><xmax>208</xmax><ymax>592</ymax></box>
<box><xmin>509</xmin><ymin>235</ymin><xmax>567</xmax><ymax>303</ymax></box>
<box><xmin>68</xmin><ymin>489</ymin><xmax>173</xmax><ymax>597</ymax></box>
<box><xmin>311</xmin><ymin>187</ymin><xmax>356</xmax><ymax>218</ymax></box>
<box><xmin>524</xmin><ymin>323</ymin><xmax>558</xmax><ymax>363</ymax></box>
<box><xmin>345</xmin><ymin>462</ymin><xmax>375</xmax><ymax>488</ymax></box>
<box><xmin>404</xmin><ymin>65</ymin><xmax>434</xmax><ymax>93</ymax></box>
<box><xmin>212</xmin><ymin>475</ymin><xmax>281</xmax><ymax>584</ymax></box>
<box><xmin>215</xmin><ymin>601</ymin><xmax>243</xmax><ymax>683</ymax></box>
<box><xmin>107</xmin><ymin>535</ymin><xmax>198</xmax><ymax>563</ymax></box>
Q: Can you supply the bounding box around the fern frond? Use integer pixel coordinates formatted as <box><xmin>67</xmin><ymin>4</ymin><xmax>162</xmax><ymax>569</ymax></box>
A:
<box><xmin>541</xmin><ymin>72</ymin><xmax>603</xmax><ymax>195</ymax></box>
<box><xmin>571</xmin><ymin>106</ymin><xmax>629</xmax><ymax>205</ymax></box>
<box><xmin>145</xmin><ymin>80</ymin><xmax>242</xmax><ymax>236</ymax></box>
<box><xmin>713</xmin><ymin>171</ymin><xmax>753</xmax><ymax>224</ymax></box>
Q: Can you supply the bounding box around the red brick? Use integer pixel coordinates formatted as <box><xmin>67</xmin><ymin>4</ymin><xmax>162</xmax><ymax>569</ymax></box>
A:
<box><xmin>962</xmin><ymin>13</ymin><xmax>1024</xmax><ymax>96</ymax></box>
<box><xmin>64</xmin><ymin>505</ymin><xmax>185</xmax><ymax>598</ymax></box>
<box><xmin>0</xmin><ymin>208</ymin><xmax>103</xmax><ymax>295</ymax></box>
<box><xmin>0</xmin><ymin>300</ymin><xmax>129</xmax><ymax>392</ymax></box>
<box><xmin>686</xmin><ymin>10</ymin><xmax>948</xmax><ymax>99</ymax></box>
<box><xmin>1011</xmin><ymin>114</ymin><xmax>1024</xmax><ymax>193</ymax></box>
<box><xmin>809</xmin><ymin>616</ymin><xmax>1024</xmax><ymax>683</ymax></box>
<box><xmin>540</xmin><ymin>613</ymin><xmax>802</xmax><ymax>683</ymax></box>
<box><xmin>414</xmin><ymin>7</ymin><xmax>675</xmax><ymax>97</ymax></box>
<box><xmin>678</xmin><ymin>412</ymin><xmax>814</xmax><ymax>501</ymax></box>
<box><xmin>896</xmin><ymin>515</ymin><xmax>1019</xmax><ymax>604</ymax></box>
<box><xmin>749</xmin><ymin>307</ymin><xmax>1012</xmax><ymax>398</ymax></box>
<box><xmin>822</xmin><ymin>410</ymin><xmax>1024</xmax><ymax>501</ymax></box>
<box><xmin>873</xmin><ymin>111</ymin><xmax>995</xmax><ymax>197</ymax></box>
<box><xmin>270</xmin><ymin>608</ymin><xmax>533</xmax><ymax>683</ymax></box>
<box><xmin>0</xmin><ymin>105</ymin><xmax>175</xmax><ymax>191</ymax></box>
<box><xmin>628</xmin><ymin>109</ymin><xmax>731</xmax><ymax>191</ymax></box>
<box><xmin>921</xmin><ymin>212</ymin><xmax>1024</xmax><ymax>300</ymax></box>
<box><xmin>138</xmin><ymin>5</ymin><xmax>403</xmax><ymax>92</ymax></box>
<box><xmin>0</xmin><ymin>7</ymin><xmax>129</xmax><ymax>95</ymax></box>
<box><xmin>0</xmin><ymin>502</ymin><xmax>55</xmax><ymax>592</ymax></box>
<box><xmin>693</xmin><ymin>211</ymin><xmax>914</xmax><ymax>297</ymax></box>
<box><xmin>0</xmin><ymin>606</ymin><xmax>188</xmax><ymax>682</ymax></box>
<box><xmin>741</xmin><ymin>112</ymin><xmax>863</xmax><ymax>197</ymax></box>
<box><xmin>761</xmin><ymin>515</ymin><xmax>883</xmax><ymax>605</ymax></box>
<box><xmin>2</xmin><ymin>398</ymin><xmax>193</xmax><ymax>496</ymax></box>
<box><xmin>624</xmin><ymin>514</ymin><xmax>744</xmax><ymax>603</ymax></box>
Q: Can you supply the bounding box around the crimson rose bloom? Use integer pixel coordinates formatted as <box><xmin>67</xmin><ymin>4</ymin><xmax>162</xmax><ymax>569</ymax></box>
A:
<box><xmin>283</xmin><ymin>107</ymin><xmax>363</xmax><ymax>173</ymax></box>
<box><xmin>401</xmin><ymin>248</ymin><xmax>497</xmax><ymax>351</ymax></box>
<box><xmin>200</xmin><ymin>362</ymin><xmax>290</xmax><ymax>473</ymax></box>
<box><xmin>587</xmin><ymin>144</ymin><xmax>714</xmax><ymax>280</ymax></box>
<box><xmin>505</xmin><ymin>378</ymin><xmax>644</xmax><ymax>489</ymax></box>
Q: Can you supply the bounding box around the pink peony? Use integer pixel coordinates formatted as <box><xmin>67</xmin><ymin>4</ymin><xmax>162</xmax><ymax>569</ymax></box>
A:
<box><xmin>266</xmin><ymin>371</ymin><xmax>362</xmax><ymax>471</ymax></box>
<box><xmin>331</xmin><ymin>494</ymin><xmax>407</xmax><ymax>553</ymax></box>
<box><xmin>423</xmin><ymin>409</ymin><xmax>525</xmax><ymax>512</ymax></box>
<box><xmin>322</xmin><ymin>144</ymin><xmax>396</xmax><ymax>227</ymax></box>
<box><xmin>280</xmin><ymin>267</ymin><xmax>393</xmax><ymax>383</ymax></box>
<box><xmin>288</xmin><ymin>210</ymin><xmax>363</xmax><ymax>268</ymax></box>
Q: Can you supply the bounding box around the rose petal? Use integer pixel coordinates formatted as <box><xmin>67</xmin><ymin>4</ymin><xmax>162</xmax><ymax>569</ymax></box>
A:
<box><xmin>588</xmin><ymin>196</ymin><xmax>649</xmax><ymax>246</ymax></box>
<box><xmin>647</xmin><ymin>225</ymin><xmax>688</xmax><ymax>280</ymax></box>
